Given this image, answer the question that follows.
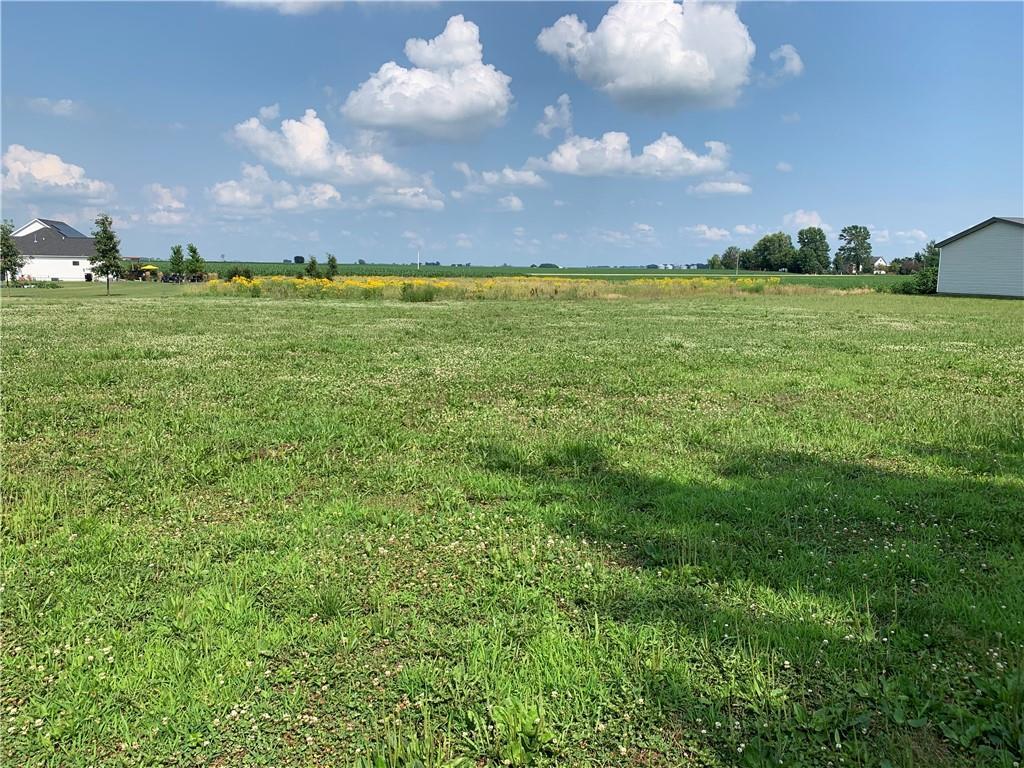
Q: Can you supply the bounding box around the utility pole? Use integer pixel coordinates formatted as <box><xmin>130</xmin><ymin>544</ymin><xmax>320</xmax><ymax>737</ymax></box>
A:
<box><xmin>417</xmin><ymin>248</ymin><xmax>420</xmax><ymax>270</ymax></box>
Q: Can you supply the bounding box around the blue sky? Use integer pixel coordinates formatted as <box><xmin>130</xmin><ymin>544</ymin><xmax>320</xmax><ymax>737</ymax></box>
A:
<box><xmin>2</xmin><ymin>1</ymin><xmax>1022</xmax><ymax>266</ymax></box>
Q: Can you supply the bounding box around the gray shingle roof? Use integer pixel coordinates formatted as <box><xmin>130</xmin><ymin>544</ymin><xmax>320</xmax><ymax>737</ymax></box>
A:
<box><xmin>13</xmin><ymin>232</ymin><xmax>96</xmax><ymax>258</ymax></box>
<box><xmin>36</xmin><ymin>219</ymin><xmax>89</xmax><ymax>238</ymax></box>
<box><xmin>936</xmin><ymin>217</ymin><xmax>1024</xmax><ymax>248</ymax></box>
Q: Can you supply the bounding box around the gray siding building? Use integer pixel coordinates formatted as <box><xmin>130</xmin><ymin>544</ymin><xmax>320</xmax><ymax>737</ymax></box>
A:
<box><xmin>936</xmin><ymin>217</ymin><xmax>1024</xmax><ymax>298</ymax></box>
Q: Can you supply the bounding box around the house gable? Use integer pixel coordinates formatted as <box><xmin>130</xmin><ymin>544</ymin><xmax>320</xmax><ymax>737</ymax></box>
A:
<box><xmin>12</xmin><ymin>218</ymin><xmax>89</xmax><ymax>239</ymax></box>
<box><xmin>11</xmin><ymin>218</ymin><xmax>96</xmax><ymax>259</ymax></box>
<box><xmin>936</xmin><ymin>217</ymin><xmax>1024</xmax><ymax>249</ymax></box>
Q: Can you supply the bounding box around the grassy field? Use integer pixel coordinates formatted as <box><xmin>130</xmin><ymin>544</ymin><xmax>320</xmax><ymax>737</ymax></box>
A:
<box><xmin>2</xmin><ymin>282</ymin><xmax>1022</xmax><ymax>767</ymax></box>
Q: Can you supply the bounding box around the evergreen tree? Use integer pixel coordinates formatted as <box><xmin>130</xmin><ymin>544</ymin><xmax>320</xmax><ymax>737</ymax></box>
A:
<box><xmin>912</xmin><ymin>240</ymin><xmax>940</xmax><ymax>293</ymax></box>
<box><xmin>1</xmin><ymin>219</ymin><xmax>26</xmax><ymax>289</ymax></box>
<box><xmin>916</xmin><ymin>240</ymin><xmax>940</xmax><ymax>269</ymax></box>
<box><xmin>168</xmin><ymin>244</ymin><xmax>185</xmax><ymax>279</ymax></box>
<box><xmin>834</xmin><ymin>225</ymin><xmax>872</xmax><ymax>273</ymax></box>
<box><xmin>305</xmin><ymin>256</ymin><xmax>321</xmax><ymax>278</ymax></box>
<box><xmin>185</xmin><ymin>243</ymin><xmax>205</xmax><ymax>280</ymax></box>
<box><xmin>90</xmin><ymin>214</ymin><xmax>123</xmax><ymax>295</ymax></box>
<box><xmin>325</xmin><ymin>253</ymin><xmax>338</xmax><ymax>277</ymax></box>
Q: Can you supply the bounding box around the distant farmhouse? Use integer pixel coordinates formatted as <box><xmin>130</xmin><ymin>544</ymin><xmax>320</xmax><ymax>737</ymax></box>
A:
<box><xmin>936</xmin><ymin>217</ymin><xmax>1024</xmax><ymax>298</ymax></box>
<box><xmin>12</xmin><ymin>219</ymin><xmax>97</xmax><ymax>281</ymax></box>
<box><xmin>872</xmin><ymin>257</ymin><xmax>888</xmax><ymax>274</ymax></box>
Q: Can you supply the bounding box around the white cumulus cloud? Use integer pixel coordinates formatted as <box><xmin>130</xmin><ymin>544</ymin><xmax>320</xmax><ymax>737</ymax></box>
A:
<box><xmin>482</xmin><ymin>167</ymin><xmax>544</xmax><ymax>187</ymax></box>
<box><xmin>783</xmin><ymin>209</ymin><xmax>831</xmax><ymax>232</ymax></box>
<box><xmin>535</xmin><ymin>93</ymin><xmax>573</xmax><ymax>138</ymax></box>
<box><xmin>233</xmin><ymin>108</ymin><xmax>407</xmax><ymax>185</ymax></box>
<box><xmin>688</xmin><ymin>179</ymin><xmax>751</xmax><ymax>196</ymax></box>
<box><xmin>454</xmin><ymin>162</ymin><xmax>544</xmax><ymax>197</ymax></box>
<box><xmin>537</xmin><ymin>0</ymin><xmax>756</xmax><ymax>111</ymax></box>
<box><xmin>2</xmin><ymin>144</ymin><xmax>113</xmax><ymax>202</ymax></box>
<box><xmin>258</xmin><ymin>103</ymin><xmax>280</xmax><ymax>121</ymax></box>
<box><xmin>367</xmin><ymin>185</ymin><xmax>445</xmax><ymax>212</ymax></box>
<box><xmin>897</xmin><ymin>228</ymin><xmax>928</xmax><ymax>242</ymax></box>
<box><xmin>536</xmin><ymin>132</ymin><xmax>729</xmax><ymax>178</ymax></box>
<box><xmin>275</xmin><ymin>183</ymin><xmax>342</xmax><ymax>211</ymax></box>
<box><xmin>632</xmin><ymin>222</ymin><xmax>657</xmax><ymax>242</ymax></box>
<box><xmin>208</xmin><ymin>163</ymin><xmax>341</xmax><ymax>214</ymax></box>
<box><xmin>145</xmin><ymin>183</ymin><xmax>186</xmax><ymax>211</ymax></box>
<box><xmin>594</xmin><ymin>223</ymin><xmax>660</xmax><ymax>248</ymax></box>
<box><xmin>733</xmin><ymin>224</ymin><xmax>757</xmax><ymax>235</ymax></box>
<box><xmin>687</xmin><ymin>224</ymin><xmax>731</xmax><ymax>242</ymax></box>
<box><xmin>342</xmin><ymin>15</ymin><xmax>513</xmax><ymax>140</ymax></box>
<box><xmin>496</xmin><ymin>194</ymin><xmax>524</xmax><ymax>212</ymax></box>
<box><xmin>769</xmin><ymin>44</ymin><xmax>804</xmax><ymax>78</ymax></box>
<box><xmin>775</xmin><ymin>161</ymin><xmax>793</xmax><ymax>173</ymax></box>
<box><xmin>145</xmin><ymin>183</ymin><xmax>188</xmax><ymax>226</ymax></box>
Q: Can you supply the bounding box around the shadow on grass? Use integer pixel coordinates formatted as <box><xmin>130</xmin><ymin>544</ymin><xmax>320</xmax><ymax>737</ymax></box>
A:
<box><xmin>478</xmin><ymin>439</ymin><xmax>1023</xmax><ymax>764</ymax></box>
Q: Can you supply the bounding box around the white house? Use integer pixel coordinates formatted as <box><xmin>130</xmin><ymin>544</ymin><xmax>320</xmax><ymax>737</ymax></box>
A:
<box><xmin>872</xmin><ymin>257</ymin><xmax>888</xmax><ymax>274</ymax></box>
<box><xmin>936</xmin><ymin>217</ymin><xmax>1024</xmax><ymax>298</ymax></box>
<box><xmin>11</xmin><ymin>219</ymin><xmax>97</xmax><ymax>281</ymax></box>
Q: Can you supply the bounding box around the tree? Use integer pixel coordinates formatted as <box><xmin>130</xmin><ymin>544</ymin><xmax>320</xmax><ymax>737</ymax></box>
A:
<box><xmin>890</xmin><ymin>256</ymin><xmax>922</xmax><ymax>275</ymax></box>
<box><xmin>834</xmin><ymin>225</ymin><xmax>872</xmax><ymax>273</ymax></box>
<box><xmin>908</xmin><ymin>240</ymin><xmax>940</xmax><ymax>293</ymax></box>
<box><xmin>1</xmin><ymin>219</ymin><xmax>26</xmax><ymax>289</ymax></box>
<box><xmin>168</xmin><ymin>244</ymin><xmax>185</xmax><ymax>279</ymax></box>
<box><xmin>916</xmin><ymin>240</ymin><xmax>940</xmax><ymax>270</ymax></box>
<box><xmin>325</xmin><ymin>253</ymin><xmax>338</xmax><ymax>277</ymax></box>
<box><xmin>720</xmin><ymin>246</ymin><xmax>742</xmax><ymax>271</ymax></box>
<box><xmin>796</xmin><ymin>227</ymin><xmax>831</xmax><ymax>274</ymax></box>
<box><xmin>750</xmin><ymin>232</ymin><xmax>796</xmax><ymax>271</ymax></box>
<box><xmin>707</xmin><ymin>253</ymin><xmax>722</xmax><ymax>270</ymax></box>
<box><xmin>90</xmin><ymin>214</ymin><xmax>123</xmax><ymax>295</ymax></box>
<box><xmin>184</xmin><ymin>243</ymin><xmax>205</xmax><ymax>280</ymax></box>
<box><xmin>305</xmin><ymin>256</ymin><xmax>321</xmax><ymax>278</ymax></box>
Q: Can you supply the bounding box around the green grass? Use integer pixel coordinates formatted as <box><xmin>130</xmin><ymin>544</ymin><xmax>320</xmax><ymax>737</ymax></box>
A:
<box><xmin>2</xmin><ymin>284</ymin><xmax>1021</xmax><ymax>767</ymax></box>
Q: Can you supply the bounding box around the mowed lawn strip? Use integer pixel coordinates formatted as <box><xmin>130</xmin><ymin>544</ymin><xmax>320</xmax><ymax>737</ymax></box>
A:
<box><xmin>2</xmin><ymin>286</ymin><xmax>1022</xmax><ymax>767</ymax></box>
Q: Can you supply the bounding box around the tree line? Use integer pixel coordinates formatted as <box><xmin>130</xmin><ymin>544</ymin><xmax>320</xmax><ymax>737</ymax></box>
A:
<box><xmin>707</xmin><ymin>225</ymin><xmax>884</xmax><ymax>274</ymax></box>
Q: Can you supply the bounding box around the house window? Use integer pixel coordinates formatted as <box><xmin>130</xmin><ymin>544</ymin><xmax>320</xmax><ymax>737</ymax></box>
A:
<box><xmin>72</xmin><ymin>260</ymin><xmax>80</xmax><ymax>266</ymax></box>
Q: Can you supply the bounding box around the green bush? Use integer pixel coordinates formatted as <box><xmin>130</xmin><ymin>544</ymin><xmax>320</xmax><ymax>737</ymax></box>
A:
<box><xmin>400</xmin><ymin>283</ymin><xmax>437</xmax><ymax>302</ymax></box>
<box><xmin>889</xmin><ymin>266</ymin><xmax>938</xmax><ymax>295</ymax></box>
<box><xmin>223</xmin><ymin>266</ymin><xmax>254</xmax><ymax>280</ymax></box>
<box><xmin>14</xmin><ymin>280</ymin><xmax>62</xmax><ymax>289</ymax></box>
<box><xmin>913</xmin><ymin>265</ymin><xmax>938</xmax><ymax>294</ymax></box>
